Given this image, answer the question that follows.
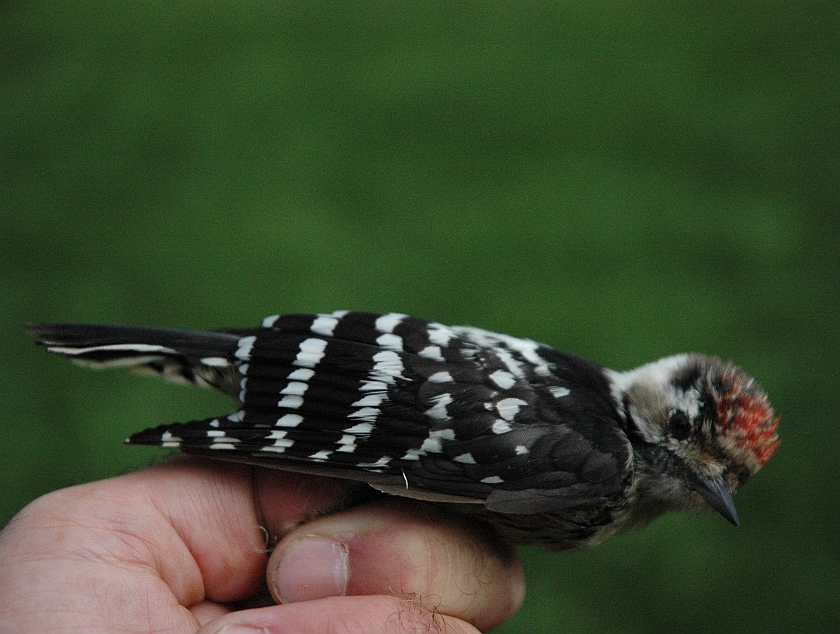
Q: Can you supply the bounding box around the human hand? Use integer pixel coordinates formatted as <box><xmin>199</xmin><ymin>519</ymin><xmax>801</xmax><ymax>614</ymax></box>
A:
<box><xmin>0</xmin><ymin>457</ymin><xmax>525</xmax><ymax>633</ymax></box>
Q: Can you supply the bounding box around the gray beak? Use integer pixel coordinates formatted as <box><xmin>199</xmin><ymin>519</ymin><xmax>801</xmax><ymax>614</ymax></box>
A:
<box><xmin>691</xmin><ymin>473</ymin><xmax>740</xmax><ymax>527</ymax></box>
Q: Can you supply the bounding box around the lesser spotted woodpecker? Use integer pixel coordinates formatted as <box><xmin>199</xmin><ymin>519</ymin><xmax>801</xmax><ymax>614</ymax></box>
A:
<box><xmin>30</xmin><ymin>311</ymin><xmax>779</xmax><ymax>549</ymax></box>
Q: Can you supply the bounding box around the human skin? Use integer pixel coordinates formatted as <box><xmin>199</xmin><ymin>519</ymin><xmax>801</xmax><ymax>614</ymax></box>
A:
<box><xmin>0</xmin><ymin>456</ymin><xmax>525</xmax><ymax>633</ymax></box>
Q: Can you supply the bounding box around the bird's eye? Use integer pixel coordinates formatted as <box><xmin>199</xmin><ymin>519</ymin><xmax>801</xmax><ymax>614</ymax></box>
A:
<box><xmin>668</xmin><ymin>411</ymin><xmax>692</xmax><ymax>440</ymax></box>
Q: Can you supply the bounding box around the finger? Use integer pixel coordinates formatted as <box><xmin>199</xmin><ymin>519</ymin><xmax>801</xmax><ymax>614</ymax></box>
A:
<box><xmin>0</xmin><ymin>456</ymin><xmax>366</xmax><ymax>633</ymax></box>
<box><xmin>265</xmin><ymin>499</ymin><xmax>525</xmax><ymax>632</ymax></box>
<box><xmin>134</xmin><ymin>456</ymin><xmax>365</xmax><ymax>603</ymax></box>
<box><xmin>0</xmin><ymin>474</ymin><xmax>204</xmax><ymax>632</ymax></box>
<box><xmin>196</xmin><ymin>595</ymin><xmax>483</xmax><ymax>634</ymax></box>
<box><xmin>190</xmin><ymin>601</ymin><xmax>231</xmax><ymax>626</ymax></box>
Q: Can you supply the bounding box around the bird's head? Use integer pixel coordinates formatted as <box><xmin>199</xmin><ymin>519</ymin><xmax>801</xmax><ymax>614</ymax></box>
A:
<box><xmin>610</xmin><ymin>354</ymin><xmax>779</xmax><ymax>526</ymax></box>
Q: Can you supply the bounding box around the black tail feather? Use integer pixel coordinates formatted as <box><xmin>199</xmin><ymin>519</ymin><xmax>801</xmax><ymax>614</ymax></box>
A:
<box><xmin>28</xmin><ymin>322</ymin><xmax>246</xmax><ymax>395</ymax></box>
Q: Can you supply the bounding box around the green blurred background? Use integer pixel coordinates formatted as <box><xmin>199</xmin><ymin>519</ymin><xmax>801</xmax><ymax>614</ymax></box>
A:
<box><xmin>1</xmin><ymin>2</ymin><xmax>837</xmax><ymax>632</ymax></box>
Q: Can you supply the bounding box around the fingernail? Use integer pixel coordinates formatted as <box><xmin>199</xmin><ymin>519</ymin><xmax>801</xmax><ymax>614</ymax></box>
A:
<box><xmin>217</xmin><ymin>626</ymin><xmax>269</xmax><ymax>634</ymax></box>
<box><xmin>273</xmin><ymin>535</ymin><xmax>349</xmax><ymax>603</ymax></box>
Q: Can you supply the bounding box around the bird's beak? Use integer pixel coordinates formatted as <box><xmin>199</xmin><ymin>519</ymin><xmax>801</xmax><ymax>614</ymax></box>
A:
<box><xmin>690</xmin><ymin>472</ymin><xmax>740</xmax><ymax>526</ymax></box>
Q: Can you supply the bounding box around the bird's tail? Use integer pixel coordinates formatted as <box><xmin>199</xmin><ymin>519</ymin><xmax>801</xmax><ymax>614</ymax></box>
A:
<box><xmin>28</xmin><ymin>323</ymin><xmax>247</xmax><ymax>395</ymax></box>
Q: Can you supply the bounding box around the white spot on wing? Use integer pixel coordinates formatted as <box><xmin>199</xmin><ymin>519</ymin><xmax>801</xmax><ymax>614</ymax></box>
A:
<box><xmin>371</xmin><ymin>350</ymin><xmax>405</xmax><ymax>383</ymax></box>
<box><xmin>427</xmin><ymin>323</ymin><xmax>455</xmax><ymax>346</ymax></box>
<box><xmin>494</xmin><ymin>349</ymin><xmax>524</xmax><ymax>378</ymax></box>
<box><xmin>352</xmin><ymin>393</ymin><xmax>386</xmax><ymax>407</ymax></box>
<box><xmin>549</xmin><ymin>385</ymin><xmax>570</xmax><ymax>398</ymax></box>
<box><xmin>287</xmin><ymin>368</ymin><xmax>315</xmax><ymax>381</ymax></box>
<box><xmin>262</xmin><ymin>315</ymin><xmax>280</xmax><ymax>328</ymax></box>
<box><xmin>276</xmin><ymin>414</ymin><xmax>303</xmax><ymax>427</ymax></box>
<box><xmin>419</xmin><ymin>346</ymin><xmax>444</xmax><ymax>361</ymax></box>
<box><xmin>492</xmin><ymin>419</ymin><xmax>512</xmax><ymax>434</ymax></box>
<box><xmin>358</xmin><ymin>456</ymin><xmax>392</xmax><ymax>469</ymax></box>
<box><xmin>347</xmin><ymin>407</ymin><xmax>380</xmax><ymax>422</ymax></box>
<box><xmin>261</xmin><ymin>446</ymin><xmax>287</xmax><ymax>453</ymax></box>
<box><xmin>420</xmin><ymin>437</ymin><xmax>443</xmax><ymax>453</ymax></box>
<box><xmin>431</xmin><ymin>428</ymin><xmax>456</xmax><ymax>441</ymax></box>
<box><xmin>453</xmin><ymin>453</ymin><xmax>477</xmax><ymax>464</ymax></box>
<box><xmin>375</xmin><ymin>313</ymin><xmax>407</xmax><ymax>333</ymax></box>
<box><xmin>496</xmin><ymin>397</ymin><xmax>528</xmax><ymax>421</ymax></box>
<box><xmin>263</xmin><ymin>429</ymin><xmax>295</xmax><ymax>450</ymax></box>
<box><xmin>401</xmin><ymin>448</ymin><xmax>423</xmax><ymax>460</ymax></box>
<box><xmin>489</xmin><ymin>369</ymin><xmax>516</xmax><ymax>389</ymax></box>
<box><xmin>504</xmin><ymin>339</ymin><xmax>554</xmax><ymax>376</ymax></box>
<box><xmin>360</xmin><ymin>380</ymin><xmax>388</xmax><ymax>392</ymax></box>
<box><xmin>344</xmin><ymin>422</ymin><xmax>374</xmax><ymax>435</ymax></box>
<box><xmin>515</xmin><ymin>444</ymin><xmax>529</xmax><ymax>455</ymax></box>
<box><xmin>425</xmin><ymin>393</ymin><xmax>453</xmax><ymax>419</ymax></box>
<box><xmin>376</xmin><ymin>333</ymin><xmax>403</xmax><ymax>351</ymax></box>
<box><xmin>336</xmin><ymin>434</ymin><xmax>358</xmax><ymax>453</ymax></box>
<box><xmin>294</xmin><ymin>338</ymin><xmax>328</xmax><ymax>368</ymax></box>
<box><xmin>311</xmin><ymin>315</ymin><xmax>340</xmax><ymax>336</ymax></box>
<box><xmin>451</xmin><ymin>326</ymin><xmax>555</xmax><ymax>376</ymax></box>
<box><xmin>267</xmin><ymin>438</ymin><xmax>294</xmax><ymax>448</ymax></box>
<box><xmin>280</xmin><ymin>381</ymin><xmax>309</xmax><ymax>396</ymax></box>
<box><xmin>428</xmin><ymin>371</ymin><xmax>453</xmax><ymax>383</ymax></box>
<box><xmin>481</xmin><ymin>476</ymin><xmax>505</xmax><ymax>484</ymax></box>
<box><xmin>235</xmin><ymin>336</ymin><xmax>257</xmax><ymax>360</ymax></box>
<box><xmin>310</xmin><ymin>450</ymin><xmax>332</xmax><ymax>461</ymax></box>
<box><xmin>278</xmin><ymin>395</ymin><xmax>304</xmax><ymax>409</ymax></box>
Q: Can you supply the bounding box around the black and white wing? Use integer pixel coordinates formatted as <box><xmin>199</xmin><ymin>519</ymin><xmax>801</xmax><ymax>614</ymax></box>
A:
<box><xmin>31</xmin><ymin>312</ymin><xmax>632</xmax><ymax>516</ymax></box>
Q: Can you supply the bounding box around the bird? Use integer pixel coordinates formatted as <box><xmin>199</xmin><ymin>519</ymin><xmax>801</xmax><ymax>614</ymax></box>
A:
<box><xmin>29</xmin><ymin>311</ymin><xmax>779</xmax><ymax>550</ymax></box>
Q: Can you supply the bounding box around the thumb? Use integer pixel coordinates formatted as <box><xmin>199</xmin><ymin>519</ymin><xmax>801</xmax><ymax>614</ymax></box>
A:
<box><xmin>264</xmin><ymin>498</ymin><xmax>525</xmax><ymax>632</ymax></box>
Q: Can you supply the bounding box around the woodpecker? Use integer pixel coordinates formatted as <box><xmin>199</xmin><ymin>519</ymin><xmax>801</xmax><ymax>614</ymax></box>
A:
<box><xmin>30</xmin><ymin>311</ymin><xmax>779</xmax><ymax>550</ymax></box>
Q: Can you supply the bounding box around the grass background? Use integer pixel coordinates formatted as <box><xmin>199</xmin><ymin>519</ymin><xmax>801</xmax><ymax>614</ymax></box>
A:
<box><xmin>1</xmin><ymin>2</ymin><xmax>838</xmax><ymax>632</ymax></box>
